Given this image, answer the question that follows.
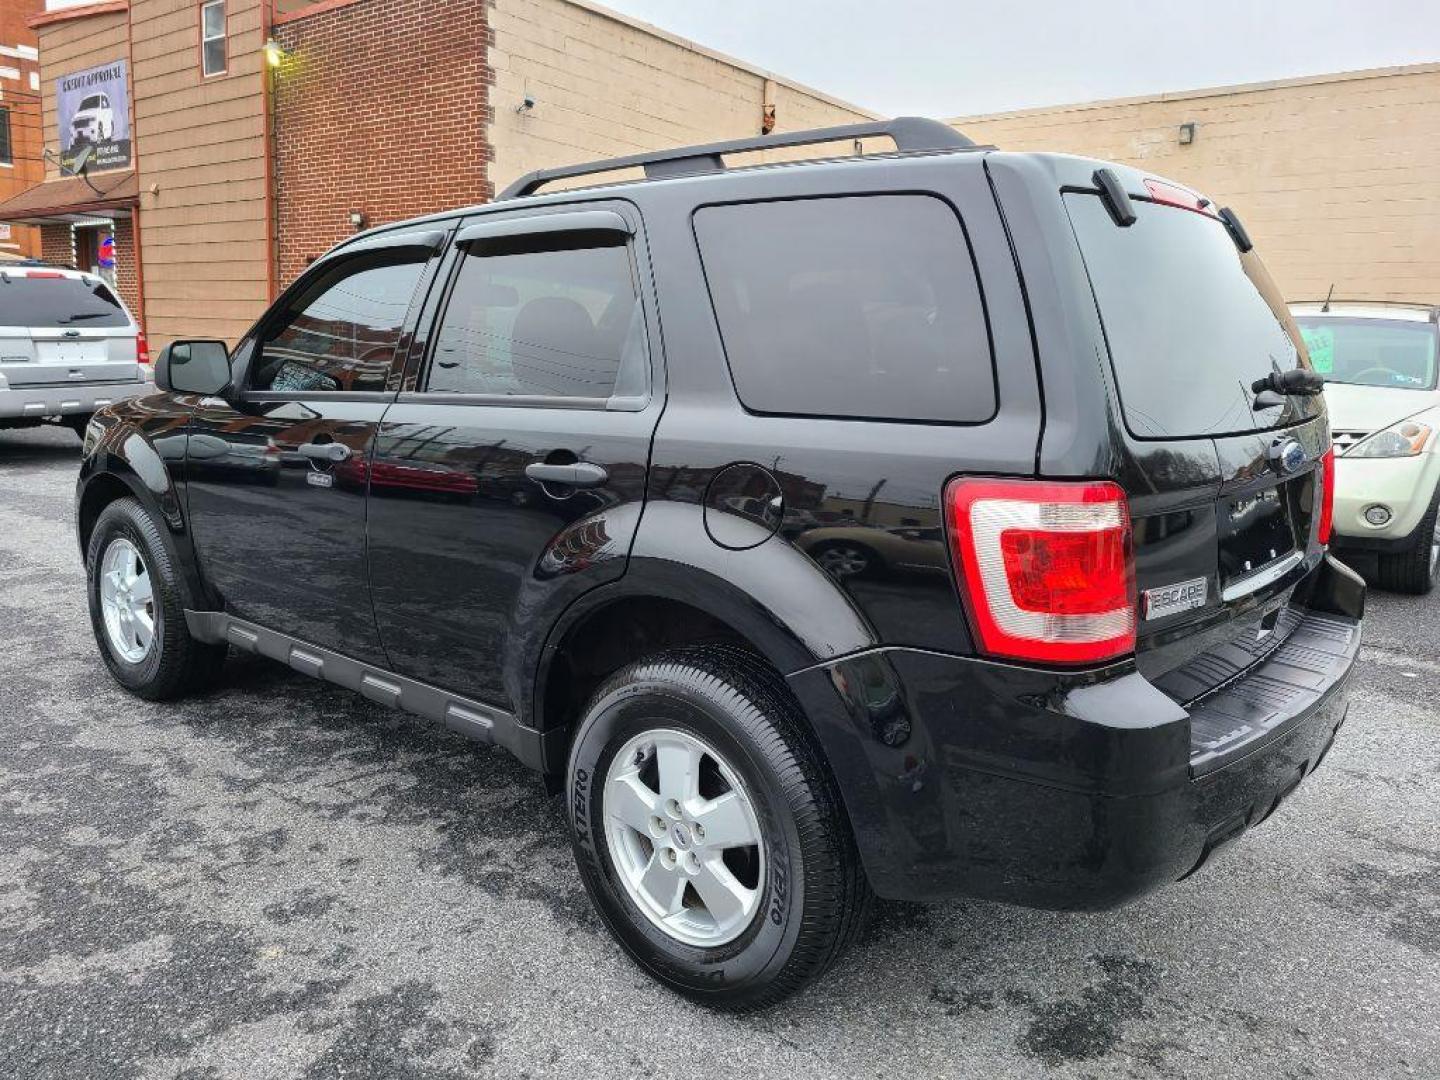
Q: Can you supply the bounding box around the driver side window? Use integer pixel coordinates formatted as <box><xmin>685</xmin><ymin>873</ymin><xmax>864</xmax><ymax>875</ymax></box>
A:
<box><xmin>252</xmin><ymin>252</ymin><xmax>427</xmax><ymax>394</ymax></box>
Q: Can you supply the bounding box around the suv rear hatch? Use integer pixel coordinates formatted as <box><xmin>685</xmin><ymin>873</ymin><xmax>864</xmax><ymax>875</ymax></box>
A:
<box><xmin>1061</xmin><ymin>178</ymin><xmax>1331</xmax><ymax>717</ymax></box>
<box><xmin>0</xmin><ymin>270</ymin><xmax>139</xmax><ymax>388</ymax></box>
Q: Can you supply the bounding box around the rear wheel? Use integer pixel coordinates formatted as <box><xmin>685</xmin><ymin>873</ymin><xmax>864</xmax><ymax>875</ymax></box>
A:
<box><xmin>567</xmin><ymin>646</ymin><xmax>870</xmax><ymax>1010</ymax></box>
<box><xmin>86</xmin><ymin>497</ymin><xmax>227</xmax><ymax>699</ymax></box>
<box><xmin>1375</xmin><ymin>487</ymin><xmax>1440</xmax><ymax>595</ymax></box>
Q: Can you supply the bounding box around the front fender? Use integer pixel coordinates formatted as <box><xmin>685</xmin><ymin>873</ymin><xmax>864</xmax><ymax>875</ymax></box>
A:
<box><xmin>76</xmin><ymin>399</ymin><xmax>211</xmax><ymax>610</ymax></box>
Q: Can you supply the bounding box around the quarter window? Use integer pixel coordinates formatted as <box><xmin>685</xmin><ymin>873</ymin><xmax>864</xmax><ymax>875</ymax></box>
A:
<box><xmin>252</xmin><ymin>253</ymin><xmax>427</xmax><ymax>394</ymax></box>
<box><xmin>201</xmin><ymin>1</ymin><xmax>227</xmax><ymax>77</ymax></box>
<box><xmin>693</xmin><ymin>195</ymin><xmax>996</xmax><ymax>423</ymax></box>
<box><xmin>426</xmin><ymin>238</ymin><xmax>648</xmax><ymax>402</ymax></box>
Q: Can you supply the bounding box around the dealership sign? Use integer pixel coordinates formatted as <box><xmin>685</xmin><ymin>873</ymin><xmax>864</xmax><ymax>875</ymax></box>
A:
<box><xmin>57</xmin><ymin>60</ymin><xmax>131</xmax><ymax>174</ymax></box>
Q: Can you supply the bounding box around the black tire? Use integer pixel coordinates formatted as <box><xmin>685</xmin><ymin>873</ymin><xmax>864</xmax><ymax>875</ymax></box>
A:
<box><xmin>1374</xmin><ymin>488</ymin><xmax>1440</xmax><ymax>595</ymax></box>
<box><xmin>567</xmin><ymin>645</ymin><xmax>870</xmax><ymax>1010</ymax></box>
<box><xmin>86</xmin><ymin>497</ymin><xmax>227</xmax><ymax>699</ymax></box>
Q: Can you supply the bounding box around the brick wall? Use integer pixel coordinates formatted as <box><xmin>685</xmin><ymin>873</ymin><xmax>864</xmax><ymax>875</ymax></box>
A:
<box><xmin>112</xmin><ymin>217</ymin><xmax>140</xmax><ymax>325</ymax></box>
<box><xmin>488</xmin><ymin>0</ymin><xmax>876</xmax><ymax>194</ymax></box>
<box><xmin>39</xmin><ymin>222</ymin><xmax>72</xmax><ymax>267</ymax></box>
<box><xmin>273</xmin><ymin>0</ymin><xmax>492</xmax><ymax>287</ymax></box>
<box><xmin>954</xmin><ymin>63</ymin><xmax>1440</xmax><ymax>302</ymax></box>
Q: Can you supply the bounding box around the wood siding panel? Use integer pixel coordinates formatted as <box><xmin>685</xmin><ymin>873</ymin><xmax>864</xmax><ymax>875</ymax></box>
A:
<box><xmin>132</xmin><ymin>0</ymin><xmax>271</xmax><ymax>346</ymax></box>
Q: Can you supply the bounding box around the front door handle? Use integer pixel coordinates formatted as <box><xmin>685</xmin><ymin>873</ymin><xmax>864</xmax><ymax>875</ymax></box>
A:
<box><xmin>299</xmin><ymin>442</ymin><xmax>353</xmax><ymax>464</ymax></box>
<box><xmin>525</xmin><ymin>461</ymin><xmax>608</xmax><ymax>488</ymax></box>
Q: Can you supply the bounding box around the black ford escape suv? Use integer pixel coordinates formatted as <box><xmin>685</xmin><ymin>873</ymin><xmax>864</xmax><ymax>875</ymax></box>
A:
<box><xmin>76</xmin><ymin>118</ymin><xmax>1362</xmax><ymax>1009</ymax></box>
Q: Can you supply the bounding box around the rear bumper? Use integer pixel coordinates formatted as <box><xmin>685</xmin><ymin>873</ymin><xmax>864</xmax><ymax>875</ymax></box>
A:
<box><xmin>788</xmin><ymin>555</ymin><xmax>1363</xmax><ymax>908</ymax></box>
<box><xmin>0</xmin><ymin>378</ymin><xmax>151</xmax><ymax>420</ymax></box>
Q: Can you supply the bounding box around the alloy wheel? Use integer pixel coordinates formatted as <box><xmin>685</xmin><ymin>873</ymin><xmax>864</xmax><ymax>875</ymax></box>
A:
<box><xmin>816</xmin><ymin>545</ymin><xmax>869</xmax><ymax>578</ymax></box>
<box><xmin>603</xmin><ymin>728</ymin><xmax>766</xmax><ymax>947</ymax></box>
<box><xmin>99</xmin><ymin>538</ymin><xmax>155</xmax><ymax>664</ymax></box>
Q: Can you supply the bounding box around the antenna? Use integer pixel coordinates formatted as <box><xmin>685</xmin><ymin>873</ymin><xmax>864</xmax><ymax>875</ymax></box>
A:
<box><xmin>1321</xmin><ymin>283</ymin><xmax>1335</xmax><ymax>313</ymax></box>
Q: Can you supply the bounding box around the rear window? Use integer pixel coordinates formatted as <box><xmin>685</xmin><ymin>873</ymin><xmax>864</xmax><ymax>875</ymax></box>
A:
<box><xmin>0</xmin><ymin>274</ymin><xmax>130</xmax><ymax>329</ymax></box>
<box><xmin>1293</xmin><ymin>317</ymin><xmax>1439</xmax><ymax>390</ymax></box>
<box><xmin>1065</xmin><ymin>193</ymin><xmax>1307</xmax><ymax>439</ymax></box>
<box><xmin>693</xmin><ymin>195</ymin><xmax>996</xmax><ymax>423</ymax></box>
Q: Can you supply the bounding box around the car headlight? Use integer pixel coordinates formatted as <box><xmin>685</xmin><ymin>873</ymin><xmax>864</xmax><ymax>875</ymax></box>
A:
<box><xmin>1345</xmin><ymin>419</ymin><xmax>1433</xmax><ymax>458</ymax></box>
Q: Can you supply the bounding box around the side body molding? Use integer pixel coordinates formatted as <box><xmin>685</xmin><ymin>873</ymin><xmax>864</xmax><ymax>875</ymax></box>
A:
<box><xmin>185</xmin><ymin>611</ymin><xmax>555</xmax><ymax>770</ymax></box>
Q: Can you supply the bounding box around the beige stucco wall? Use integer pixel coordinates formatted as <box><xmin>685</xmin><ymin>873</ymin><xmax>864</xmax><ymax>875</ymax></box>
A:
<box><xmin>954</xmin><ymin>63</ymin><xmax>1440</xmax><ymax>303</ymax></box>
<box><xmin>488</xmin><ymin>0</ymin><xmax>877</xmax><ymax>195</ymax></box>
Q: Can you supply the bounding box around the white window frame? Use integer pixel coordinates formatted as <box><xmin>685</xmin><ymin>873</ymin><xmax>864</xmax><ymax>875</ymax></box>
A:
<box><xmin>201</xmin><ymin>0</ymin><xmax>227</xmax><ymax>78</ymax></box>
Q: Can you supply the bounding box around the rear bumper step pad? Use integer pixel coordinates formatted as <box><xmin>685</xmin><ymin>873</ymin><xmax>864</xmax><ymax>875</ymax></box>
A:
<box><xmin>1188</xmin><ymin>609</ymin><xmax>1359</xmax><ymax>775</ymax></box>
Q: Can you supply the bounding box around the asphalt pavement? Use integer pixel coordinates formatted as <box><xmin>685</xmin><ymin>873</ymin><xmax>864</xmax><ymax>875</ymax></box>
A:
<box><xmin>1</xmin><ymin>423</ymin><xmax>1437</xmax><ymax>1080</ymax></box>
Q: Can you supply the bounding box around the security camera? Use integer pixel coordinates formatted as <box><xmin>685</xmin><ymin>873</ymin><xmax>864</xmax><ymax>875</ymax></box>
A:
<box><xmin>516</xmin><ymin>95</ymin><xmax>536</xmax><ymax>114</ymax></box>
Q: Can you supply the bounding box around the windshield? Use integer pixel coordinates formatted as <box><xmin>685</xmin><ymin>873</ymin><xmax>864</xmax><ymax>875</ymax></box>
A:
<box><xmin>80</xmin><ymin>95</ymin><xmax>104</xmax><ymax>111</ymax></box>
<box><xmin>1065</xmin><ymin>192</ymin><xmax>1314</xmax><ymax>439</ymax></box>
<box><xmin>0</xmin><ymin>276</ymin><xmax>130</xmax><ymax>328</ymax></box>
<box><xmin>1293</xmin><ymin>317</ymin><xmax>1438</xmax><ymax>390</ymax></box>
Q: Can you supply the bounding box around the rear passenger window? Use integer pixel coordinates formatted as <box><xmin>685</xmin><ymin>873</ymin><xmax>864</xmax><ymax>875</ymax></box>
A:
<box><xmin>694</xmin><ymin>195</ymin><xmax>995</xmax><ymax>423</ymax></box>
<box><xmin>426</xmin><ymin>240</ymin><xmax>648</xmax><ymax>402</ymax></box>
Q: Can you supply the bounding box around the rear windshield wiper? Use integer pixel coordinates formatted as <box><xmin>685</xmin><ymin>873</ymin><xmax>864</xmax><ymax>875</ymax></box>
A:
<box><xmin>1251</xmin><ymin>368</ymin><xmax>1324</xmax><ymax>410</ymax></box>
<box><xmin>1252</xmin><ymin>369</ymin><xmax>1324</xmax><ymax>397</ymax></box>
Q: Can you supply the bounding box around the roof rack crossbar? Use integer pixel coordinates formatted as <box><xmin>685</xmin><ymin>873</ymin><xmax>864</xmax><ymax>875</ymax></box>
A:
<box><xmin>497</xmin><ymin>116</ymin><xmax>975</xmax><ymax>201</ymax></box>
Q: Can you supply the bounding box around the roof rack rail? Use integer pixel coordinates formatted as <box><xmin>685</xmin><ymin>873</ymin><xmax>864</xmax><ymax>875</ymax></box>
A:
<box><xmin>497</xmin><ymin>116</ymin><xmax>975</xmax><ymax>201</ymax></box>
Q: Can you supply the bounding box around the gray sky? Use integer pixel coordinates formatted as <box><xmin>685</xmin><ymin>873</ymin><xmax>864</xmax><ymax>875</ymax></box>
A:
<box><xmin>596</xmin><ymin>0</ymin><xmax>1437</xmax><ymax>116</ymax></box>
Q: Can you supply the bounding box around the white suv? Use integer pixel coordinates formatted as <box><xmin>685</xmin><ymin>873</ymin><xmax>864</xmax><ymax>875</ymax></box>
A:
<box><xmin>0</xmin><ymin>266</ymin><xmax>152</xmax><ymax>439</ymax></box>
<box><xmin>70</xmin><ymin>93</ymin><xmax>115</xmax><ymax>145</ymax></box>
<box><xmin>1291</xmin><ymin>300</ymin><xmax>1440</xmax><ymax>593</ymax></box>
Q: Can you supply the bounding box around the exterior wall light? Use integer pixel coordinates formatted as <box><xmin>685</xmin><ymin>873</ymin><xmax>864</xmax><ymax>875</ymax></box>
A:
<box><xmin>1178</xmin><ymin>122</ymin><xmax>1197</xmax><ymax>146</ymax></box>
<box><xmin>264</xmin><ymin>38</ymin><xmax>288</xmax><ymax>69</ymax></box>
<box><xmin>348</xmin><ymin>210</ymin><xmax>366</xmax><ymax>231</ymax></box>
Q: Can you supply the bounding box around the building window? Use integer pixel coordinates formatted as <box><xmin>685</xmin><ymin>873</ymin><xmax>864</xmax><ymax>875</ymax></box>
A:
<box><xmin>201</xmin><ymin>1</ymin><xmax>227</xmax><ymax>76</ymax></box>
<box><xmin>0</xmin><ymin>108</ymin><xmax>11</xmax><ymax>166</ymax></box>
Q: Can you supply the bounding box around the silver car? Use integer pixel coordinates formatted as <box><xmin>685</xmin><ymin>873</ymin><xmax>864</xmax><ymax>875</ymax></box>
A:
<box><xmin>0</xmin><ymin>266</ymin><xmax>152</xmax><ymax>438</ymax></box>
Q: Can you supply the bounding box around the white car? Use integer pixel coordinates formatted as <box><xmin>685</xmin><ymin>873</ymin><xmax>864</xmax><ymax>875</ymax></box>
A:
<box><xmin>70</xmin><ymin>92</ymin><xmax>115</xmax><ymax>146</ymax></box>
<box><xmin>1290</xmin><ymin>300</ymin><xmax>1440</xmax><ymax>593</ymax></box>
<box><xmin>0</xmin><ymin>266</ymin><xmax>152</xmax><ymax>439</ymax></box>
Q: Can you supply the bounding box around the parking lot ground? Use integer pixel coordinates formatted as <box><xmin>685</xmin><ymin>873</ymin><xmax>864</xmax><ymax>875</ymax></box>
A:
<box><xmin>1</xmin><ymin>423</ymin><xmax>1438</xmax><ymax>1080</ymax></box>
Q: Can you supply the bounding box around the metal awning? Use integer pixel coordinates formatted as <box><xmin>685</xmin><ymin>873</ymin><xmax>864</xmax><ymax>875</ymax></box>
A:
<box><xmin>0</xmin><ymin>171</ymin><xmax>139</xmax><ymax>226</ymax></box>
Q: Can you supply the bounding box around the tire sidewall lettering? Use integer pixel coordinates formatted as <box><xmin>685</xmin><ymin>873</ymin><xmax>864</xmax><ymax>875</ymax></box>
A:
<box><xmin>567</xmin><ymin>678</ymin><xmax>804</xmax><ymax>992</ymax></box>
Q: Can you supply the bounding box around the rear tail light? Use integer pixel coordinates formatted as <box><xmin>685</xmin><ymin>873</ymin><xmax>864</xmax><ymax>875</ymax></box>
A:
<box><xmin>136</xmin><ymin>328</ymin><xmax>151</xmax><ymax>367</ymax></box>
<box><xmin>945</xmin><ymin>478</ymin><xmax>1136</xmax><ymax>665</ymax></box>
<box><xmin>23</xmin><ymin>270</ymin><xmax>65</xmax><ymax>279</ymax></box>
<box><xmin>1317</xmin><ymin>447</ymin><xmax>1335</xmax><ymax>545</ymax></box>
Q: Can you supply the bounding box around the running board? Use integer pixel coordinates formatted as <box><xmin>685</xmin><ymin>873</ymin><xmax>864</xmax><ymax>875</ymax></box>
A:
<box><xmin>184</xmin><ymin>610</ymin><xmax>556</xmax><ymax>772</ymax></box>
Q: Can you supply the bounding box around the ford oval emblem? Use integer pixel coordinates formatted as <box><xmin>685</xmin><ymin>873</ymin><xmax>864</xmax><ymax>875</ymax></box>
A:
<box><xmin>1268</xmin><ymin>436</ymin><xmax>1306</xmax><ymax>476</ymax></box>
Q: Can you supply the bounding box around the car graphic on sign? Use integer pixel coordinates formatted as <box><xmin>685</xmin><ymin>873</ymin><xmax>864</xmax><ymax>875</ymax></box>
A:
<box><xmin>69</xmin><ymin>93</ymin><xmax>115</xmax><ymax>147</ymax></box>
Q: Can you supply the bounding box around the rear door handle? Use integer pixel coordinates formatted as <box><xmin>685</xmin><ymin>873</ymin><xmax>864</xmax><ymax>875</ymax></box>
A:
<box><xmin>298</xmin><ymin>442</ymin><xmax>353</xmax><ymax>463</ymax></box>
<box><xmin>525</xmin><ymin>461</ymin><xmax>608</xmax><ymax>488</ymax></box>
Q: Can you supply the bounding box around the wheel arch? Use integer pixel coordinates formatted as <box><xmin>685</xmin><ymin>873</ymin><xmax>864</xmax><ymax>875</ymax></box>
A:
<box><xmin>77</xmin><ymin>430</ymin><xmax>213</xmax><ymax>612</ymax></box>
<box><xmin>531</xmin><ymin>553</ymin><xmax>876</xmax><ymax>755</ymax></box>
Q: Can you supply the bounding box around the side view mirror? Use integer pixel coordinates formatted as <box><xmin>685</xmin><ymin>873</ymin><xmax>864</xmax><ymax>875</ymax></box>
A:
<box><xmin>155</xmin><ymin>339</ymin><xmax>230</xmax><ymax>396</ymax></box>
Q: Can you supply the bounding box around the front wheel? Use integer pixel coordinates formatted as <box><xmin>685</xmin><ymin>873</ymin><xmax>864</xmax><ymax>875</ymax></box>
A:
<box><xmin>1375</xmin><ymin>488</ymin><xmax>1440</xmax><ymax>595</ymax></box>
<box><xmin>86</xmin><ymin>497</ymin><xmax>227</xmax><ymax>699</ymax></box>
<box><xmin>567</xmin><ymin>646</ymin><xmax>870</xmax><ymax>1010</ymax></box>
